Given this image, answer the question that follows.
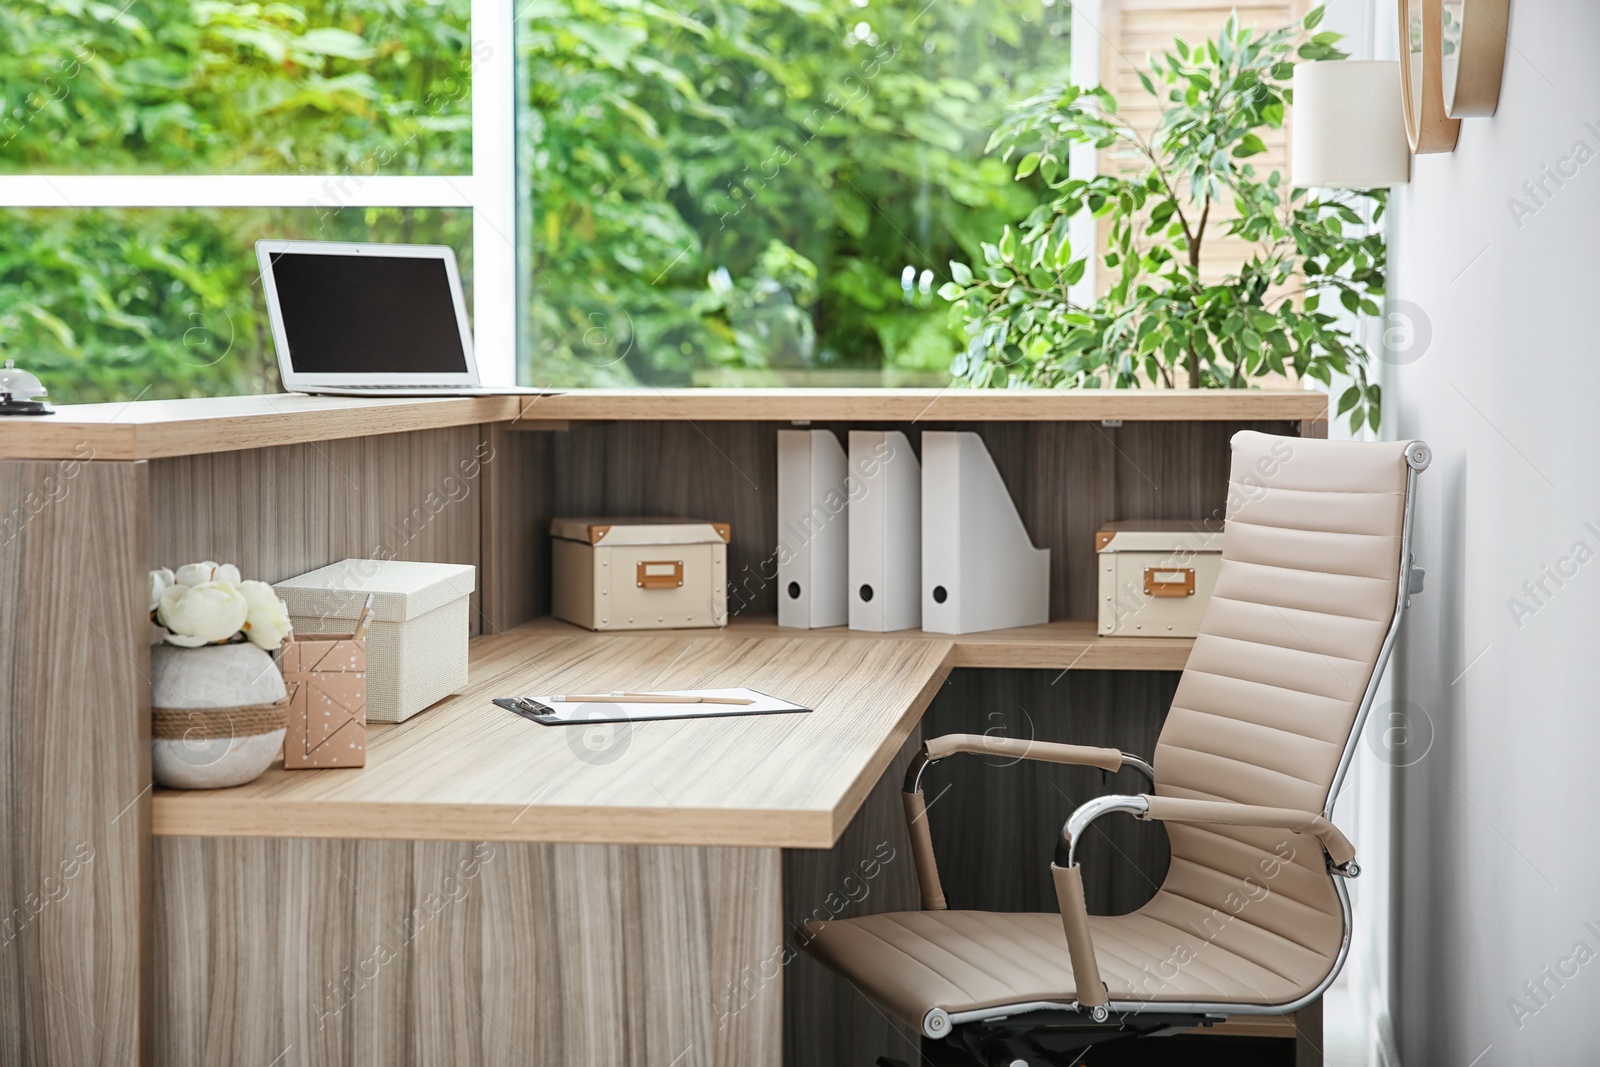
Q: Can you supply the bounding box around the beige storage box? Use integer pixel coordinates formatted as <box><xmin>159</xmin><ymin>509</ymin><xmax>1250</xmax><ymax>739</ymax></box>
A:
<box><xmin>551</xmin><ymin>517</ymin><xmax>729</xmax><ymax>631</ymax></box>
<box><xmin>1096</xmin><ymin>521</ymin><xmax>1224</xmax><ymax>637</ymax></box>
<box><xmin>275</xmin><ymin>559</ymin><xmax>475</xmax><ymax>723</ymax></box>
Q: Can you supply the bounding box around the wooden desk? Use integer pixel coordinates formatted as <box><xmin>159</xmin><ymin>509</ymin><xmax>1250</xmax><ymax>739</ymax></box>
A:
<box><xmin>0</xmin><ymin>389</ymin><xmax>1326</xmax><ymax>1067</ymax></box>
<box><xmin>153</xmin><ymin>625</ymin><xmax>953</xmax><ymax>846</ymax></box>
<box><xmin>145</xmin><ymin>626</ymin><xmax>950</xmax><ymax>1065</ymax></box>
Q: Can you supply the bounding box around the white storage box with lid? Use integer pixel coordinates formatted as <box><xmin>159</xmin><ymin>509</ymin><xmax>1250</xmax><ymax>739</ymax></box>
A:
<box><xmin>1095</xmin><ymin>521</ymin><xmax>1224</xmax><ymax>637</ymax></box>
<box><xmin>551</xmin><ymin>517</ymin><xmax>729</xmax><ymax>631</ymax></box>
<box><xmin>274</xmin><ymin>559</ymin><xmax>475</xmax><ymax>723</ymax></box>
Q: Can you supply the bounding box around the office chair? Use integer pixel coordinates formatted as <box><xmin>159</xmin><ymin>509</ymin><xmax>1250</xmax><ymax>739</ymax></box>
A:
<box><xmin>801</xmin><ymin>431</ymin><xmax>1431</xmax><ymax>1066</ymax></box>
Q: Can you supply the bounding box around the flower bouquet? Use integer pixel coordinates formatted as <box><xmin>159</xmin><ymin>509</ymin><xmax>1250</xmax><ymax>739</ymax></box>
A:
<box><xmin>150</xmin><ymin>561</ymin><xmax>292</xmax><ymax>650</ymax></box>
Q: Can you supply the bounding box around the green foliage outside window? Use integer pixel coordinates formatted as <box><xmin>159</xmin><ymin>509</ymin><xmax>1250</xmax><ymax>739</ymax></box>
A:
<box><xmin>0</xmin><ymin>0</ymin><xmax>471</xmax><ymax>404</ymax></box>
<box><xmin>1</xmin><ymin>207</ymin><xmax>471</xmax><ymax>403</ymax></box>
<box><xmin>1</xmin><ymin>0</ymin><xmax>1375</xmax><ymax>410</ymax></box>
<box><xmin>519</xmin><ymin>0</ymin><xmax>1071</xmax><ymax>387</ymax></box>
<box><xmin>0</xmin><ymin>0</ymin><xmax>472</xmax><ymax>174</ymax></box>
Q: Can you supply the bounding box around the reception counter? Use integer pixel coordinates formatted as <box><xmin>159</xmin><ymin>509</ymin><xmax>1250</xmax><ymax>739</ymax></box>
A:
<box><xmin>0</xmin><ymin>388</ymin><xmax>1328</xmax><ymax>1066</ymax></box>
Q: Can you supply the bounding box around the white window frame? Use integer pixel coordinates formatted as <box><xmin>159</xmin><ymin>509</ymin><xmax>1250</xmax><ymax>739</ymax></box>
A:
<box><xmin>0</xmin><ymin>0</ymin><xmax>519</xmax><ymax>386</ymax></box>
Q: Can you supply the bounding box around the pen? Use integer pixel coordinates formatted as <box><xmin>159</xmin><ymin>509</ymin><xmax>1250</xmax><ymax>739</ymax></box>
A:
<box><xmin>549</xmin><ymin>692</ymin><xmax>755</xmax><ymax>706</ymax></box>
<box><xmin>351</xmin><ymin>594</ymin><xmax>376</xmax><ymax>642</ymax></box>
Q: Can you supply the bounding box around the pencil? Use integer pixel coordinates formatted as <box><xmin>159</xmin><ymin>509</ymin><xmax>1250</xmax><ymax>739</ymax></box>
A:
<box><xmin>550</xmin><ymin>692</ymin><xmax>755</xmax><ymax>706</ymax></box>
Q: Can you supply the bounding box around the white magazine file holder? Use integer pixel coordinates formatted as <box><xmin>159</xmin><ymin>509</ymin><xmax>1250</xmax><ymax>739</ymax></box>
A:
<box><xmin>921</xmin><ymin>430</ymin><xmax>1049</xmax><ymax>635</ymax></box>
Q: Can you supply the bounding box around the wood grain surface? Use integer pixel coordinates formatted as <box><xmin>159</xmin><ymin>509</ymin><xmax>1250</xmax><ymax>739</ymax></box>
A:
<box><xmin>510</xmin><ymin>614</ymin><xmax>1193</xmax><ymax>671</ymax></box>
<box><xmin>479</xmin><ymin>422</ymin><xmax>554</xmax><ymax>634</ymax></box>
<box><xmin>919</xmin><ymin>668</ymin><xmax>1180</xmax><ymax>917</ymax></box>
<box><xmin>149</xmin><ymin>427</ymin><xmax>487</xmax><ymax>632</ymax></box>
<box><xmin>151</xmin><ymin>836</ymin><xmax>783</xmax><ymax>1066</ymax></box>
<box><xmin>783</xmin><ymin>731</ymin><xmax>926</xmax><ymax>1067</ymax></box>
<box><xmin>515</xmin><ymin>388</ymin><xmax>1327</xmax><ymax>424</ymax></box>
<box><xmin>0</xmin><ymin>390</ymin><xmax>1326</xmax><ymax>460</ymax></box>
<box><xmin>151</xmin><ymin>625</ymin><xmax>953</xmax><ymax>847</ymax></box>
<box><xmin>0</xmin><ymin>459</ymin><xmax>150</xmax><ymax>1066</ymax></box>
<box><xmin>0</xmin><ymin>393</ymin><xmax>519</xmax><ymax>460</ymax></box>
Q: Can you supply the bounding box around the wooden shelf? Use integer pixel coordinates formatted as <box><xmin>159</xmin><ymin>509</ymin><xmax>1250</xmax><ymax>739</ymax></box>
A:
<box><xmin>512</xmin><ymin>387</ymin><xmax>1327</xmax><ymax>424</ymax></box>
<box><xmin>0</xmin><ymin>393</ymin><xmax>518</xmax><ymax>461</ymax></box>
<box><xmin>3</xmin><ymin>388</ymin><xmax>1326</xmax><ymax>460</ymax></box>
<box><xmin>519</xmin><ymin>615</ymin><xmax>1194</xmax><ymax>671</ymax></box>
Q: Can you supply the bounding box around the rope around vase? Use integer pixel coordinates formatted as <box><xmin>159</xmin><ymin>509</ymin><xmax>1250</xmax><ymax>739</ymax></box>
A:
<box><xmin>152</xmin><ymin>696</ymin><xmax>290</xmax><ymax>741</ymax></box>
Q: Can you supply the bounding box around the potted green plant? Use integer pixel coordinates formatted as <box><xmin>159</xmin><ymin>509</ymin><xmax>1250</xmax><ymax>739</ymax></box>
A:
<box><xmin>940</xmin><ymin>7</ymin><xmax>1387</xmax><ymax>432</ymax></box>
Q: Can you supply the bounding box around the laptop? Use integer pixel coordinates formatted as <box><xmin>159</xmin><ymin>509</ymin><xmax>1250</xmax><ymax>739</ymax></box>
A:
<box><xmin>257</xmin><ymin>239</ymin><xmax>550</xmax><ymax>396</ymax></box>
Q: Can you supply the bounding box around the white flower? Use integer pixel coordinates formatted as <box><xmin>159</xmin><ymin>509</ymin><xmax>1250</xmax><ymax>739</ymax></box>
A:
<box><xmin>148</xmin><ymin>568</ymin><xmax>174</xmax><ymax>613</ymax></box>
<box><xmin>175</xmin><ymin>561</ymin><xmax>221</xmax><ymax>588</ymax></box>
<box><xmin>157</xmin><ymin>580</ymin><xmax>249</xmax><ymax>647</ymax></box>
<box><xmin>239</xmin><ymin>580</ymin><xmax>293</xmax><ymax>651</ymax></box>
<box><xmin>214</xmin><ymin>563</ymin><xmax>241</xmax><ymax>585</ymax></box>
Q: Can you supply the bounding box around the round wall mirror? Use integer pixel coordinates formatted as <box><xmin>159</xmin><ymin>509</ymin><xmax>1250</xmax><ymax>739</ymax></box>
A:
<box><xmin>1441</xmin><ymin>0</ymin><xmax>1509</xmax><ymax>117</ymax></box>
<box><xmin>1399</xmin><ymin>0</ymin><xmax>1461</xmax><ymax>153</ymax></box>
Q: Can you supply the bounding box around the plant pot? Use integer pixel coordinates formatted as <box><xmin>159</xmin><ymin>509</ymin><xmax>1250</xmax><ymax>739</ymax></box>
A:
<box><xmin>151</xmin><ymin>643</ymin><xmax>288</xmax><ymax>789</ymax></box>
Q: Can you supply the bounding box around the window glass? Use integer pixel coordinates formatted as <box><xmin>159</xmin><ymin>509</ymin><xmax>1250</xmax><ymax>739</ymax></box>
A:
<box><xmin>518</xmin><ymin>0</ymin><xmax>1071</xmax><ymax>387</ymax></box>
<box><xmin>1</xmin><ymin>207</ymin><xmax>472</xmax><ymax>403</ymax></box>
<box><xmin>0</xmin><ymin>0</ymin><xmax>474</xmax><ymax>174</ymax></box>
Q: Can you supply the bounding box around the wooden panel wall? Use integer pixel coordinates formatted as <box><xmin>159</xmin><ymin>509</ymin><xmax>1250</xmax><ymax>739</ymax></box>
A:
<box><xmin>0</xmin><ymin>459</ymin><xmax>150</xmax><ymax>1066</ymax></box>
<box><xmin>149</xmin><ymin>427</ymin><xmax>487</xmax><ymax>632</ymax></box>
<box><xmin>922</xmin><ymin>668</ymin><xmax>1179</xmax><ymax>917</ymax></box>
<box><xmin>783</xmin><ymin>731</ymin><xmax>925</xmax><ymax>1067</ymax></box>
<box><xmin>486</xmin><ymin>418</ymin><xmax>1296</xmax><ymax>628</ymax></box>
<box><xmin>151</xmin><ymin>838</ymin><xmax>782</xmax><ymax>1066</ymax></box>
<box><xmin>480</xmin><ymin>423</ymin><xmax>555</xmax><ymax>637</ymax></box>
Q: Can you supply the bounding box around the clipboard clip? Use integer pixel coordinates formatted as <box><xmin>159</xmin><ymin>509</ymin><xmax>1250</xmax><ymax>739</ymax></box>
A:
<box><xmin>493</xmin><ymin>697</ymin><xmax>550</xmax><ymax>722</ymax></box>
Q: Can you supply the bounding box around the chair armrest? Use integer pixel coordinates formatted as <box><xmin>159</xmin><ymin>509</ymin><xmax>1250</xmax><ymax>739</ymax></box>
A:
<box><xmin>1047</xmin><ymin>792</ymin><xmax>1360</xmax><ymax>1016</ymax></box>
<box><xmin>1137</xmin><ymin>795</ymin><xmax>1357</xmax><ymax>870</ymax></box>
<box><xmin>1049</xmin><ymin>795</ymin><xmax>1153</xmax><ymax>1016</ymax></box>
<box><xmin>923</xmin><ymin>733</ymin><xmax>1125</xmax><ymax>773</ymax></box>
<box><xmin>900</xmin><ymin>736</ymin><xmax>1153</xmax><ymax>913</ymax></box>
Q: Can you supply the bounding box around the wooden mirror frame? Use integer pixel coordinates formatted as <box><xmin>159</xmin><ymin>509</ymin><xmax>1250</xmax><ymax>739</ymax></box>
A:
<box><xmin>1399</xmin><ymin>0</ymin><xmax>1461</xmax><ymax>153</ymax></box>
<box><xmin>1441</xmin><ymin>0</ymin><xmax>1510</xmax><ymax>117</ymax></box>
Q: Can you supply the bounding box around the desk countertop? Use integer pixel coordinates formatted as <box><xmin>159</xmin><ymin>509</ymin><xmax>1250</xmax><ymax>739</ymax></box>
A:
<box><xmin>515</xmin><ymin>615</ymin><xmax>1193</xmax><ymax>671</ymax></box>
<box><xmin>151</xmin><ymin>622</ymin><xmax>954</xmax><ymax>848</ymax></box>
<box><xmin>2</xmin><ymin>388</ymin><xmax>1329</xmax><ymax>460</ymax></box>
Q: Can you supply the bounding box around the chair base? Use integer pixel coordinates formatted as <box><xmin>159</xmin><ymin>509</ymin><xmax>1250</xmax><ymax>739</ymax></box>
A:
<box><xmin>935</xmin><ymin>1008</ymin><xmax>1222</xmax><ymax>1066</ymax></box>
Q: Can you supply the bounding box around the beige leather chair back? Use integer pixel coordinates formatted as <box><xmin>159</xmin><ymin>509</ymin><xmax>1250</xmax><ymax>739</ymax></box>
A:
<box><xmin>1150</xmin><ymin>431</ymin><xmax>1415</xmax><ymax>997</ymax></box>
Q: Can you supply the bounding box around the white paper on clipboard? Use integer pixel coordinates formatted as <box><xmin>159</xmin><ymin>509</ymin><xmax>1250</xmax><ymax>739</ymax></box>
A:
<box><xmin>496</xmin><ymin>687</ymin><xmax>812</xmax><ymax>726</ymax></box>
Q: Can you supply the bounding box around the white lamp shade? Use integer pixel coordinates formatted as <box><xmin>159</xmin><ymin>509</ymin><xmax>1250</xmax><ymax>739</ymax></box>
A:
<box><xmin>1292</xmin><ymin>60</ymin><xmax>1411</xmax><ymax>188</ymax></box>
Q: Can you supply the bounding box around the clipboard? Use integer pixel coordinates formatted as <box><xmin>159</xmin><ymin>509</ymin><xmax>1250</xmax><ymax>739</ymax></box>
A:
<box><xmin>493</xmin><ymin>687</ymin><xmax>812</xmax><ymax>726</ymax></box>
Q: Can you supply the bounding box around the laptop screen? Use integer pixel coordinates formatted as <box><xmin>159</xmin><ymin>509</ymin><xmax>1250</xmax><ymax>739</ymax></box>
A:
<box><xmin>268</xmin><ymin>252</ymin><xmax>470</xmax><ymax>375</ymax></box>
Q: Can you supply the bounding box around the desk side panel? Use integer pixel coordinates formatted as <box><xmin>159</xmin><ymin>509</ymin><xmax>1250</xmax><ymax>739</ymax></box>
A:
<box><xmin>783</xmin><ymin>728</ymin><xmax>925</xmax><ymax>1067</ymax></box>
<box><xmin>148</xmin><ymin>427</ymin><xmax>485</xmax><ymax>632</ymax></box>
<box><xmin>0</xmin><ymin>458</ymin><xmax>150</xmax><ymax>1066</ymax></box>
<box><xmin>151</xmin><ymin>837</ymin><xmax>782</xmax><ymax>1067</ymax></box>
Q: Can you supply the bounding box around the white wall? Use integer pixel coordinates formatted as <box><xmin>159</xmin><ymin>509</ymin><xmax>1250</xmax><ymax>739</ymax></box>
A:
<box><xmin>1307</xmin><ymin>4</ymin><xmax>1405</xmax><ymax>1063</ymax></box>
<box><xmin>1384</xmin><ymin>1</ymin><xmax>1600</xmax><ymax>1061</ymax></box>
